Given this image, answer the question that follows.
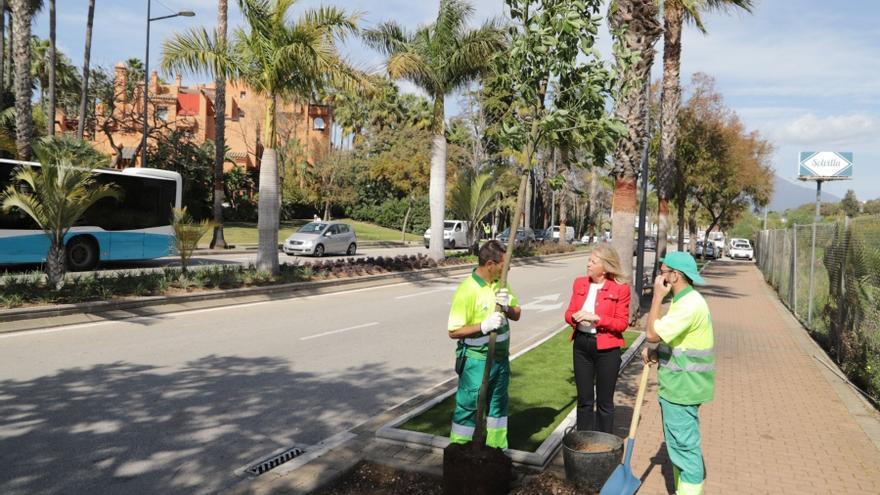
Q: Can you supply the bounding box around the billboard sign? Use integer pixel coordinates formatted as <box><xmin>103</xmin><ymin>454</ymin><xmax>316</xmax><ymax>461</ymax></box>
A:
<box><xmin>798</xmin><ymin>151</ymin><xmax>853</xmax><ymax>179</ymax></box>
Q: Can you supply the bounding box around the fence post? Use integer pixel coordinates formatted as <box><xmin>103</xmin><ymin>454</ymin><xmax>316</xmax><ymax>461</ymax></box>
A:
<box><xmin>807</xmin><ymin>221</ymin><xmax>818</xmax><ymax>325</ymax></box>
<box><xmin>791</xmin><ymin>224</ymin><xmax>798</xmax><ymax>315</ymax></box>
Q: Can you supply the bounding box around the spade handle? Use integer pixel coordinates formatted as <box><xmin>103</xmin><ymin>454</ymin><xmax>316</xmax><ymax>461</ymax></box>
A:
<box><xmin>627</xmin><ymin>362</ymin><xmax>651</xmax><ymax>441</ymax></box>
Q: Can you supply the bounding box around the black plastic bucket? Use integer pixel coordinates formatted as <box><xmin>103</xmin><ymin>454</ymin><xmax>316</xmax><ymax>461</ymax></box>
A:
<box><xmin>562</xmin><ymin>430</ymin><xmax>624</xmax><ymax>492</ymax></box>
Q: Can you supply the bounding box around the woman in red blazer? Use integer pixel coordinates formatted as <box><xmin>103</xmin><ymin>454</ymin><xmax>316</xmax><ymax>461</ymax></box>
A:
<box><xmin>564</xmin><ymin>244</ymin><xmax>631</xmax><ymax>433</ymax></box>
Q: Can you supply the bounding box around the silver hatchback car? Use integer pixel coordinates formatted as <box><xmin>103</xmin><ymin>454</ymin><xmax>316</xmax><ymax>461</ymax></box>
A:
<box><xmin>283</xmin><ymin>221</ymin><xmax>357</xmax><ymax>257</ymax></box>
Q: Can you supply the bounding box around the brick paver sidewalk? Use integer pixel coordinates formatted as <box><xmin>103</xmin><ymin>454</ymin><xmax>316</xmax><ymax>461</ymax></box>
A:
<box><xmin>611</xmin><ymin>261</ymin><xmax>880</xmax><ymax>494</ymax></box>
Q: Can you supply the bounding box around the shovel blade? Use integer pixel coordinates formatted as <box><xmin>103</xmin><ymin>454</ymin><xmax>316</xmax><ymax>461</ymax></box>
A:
<box><xmin>599</xmin><ymin>464</ymin><xmax>641</xmax><ymax>495</ymax></box>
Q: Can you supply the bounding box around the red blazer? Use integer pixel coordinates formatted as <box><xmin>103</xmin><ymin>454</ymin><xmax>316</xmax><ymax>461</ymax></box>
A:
<box><xmin>564</xmin><ymin>277</ymin><xmax>631</xmax><ymax>350</ymax></box>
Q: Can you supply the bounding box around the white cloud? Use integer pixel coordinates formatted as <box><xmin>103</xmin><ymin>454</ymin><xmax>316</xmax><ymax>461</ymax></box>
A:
<box><xmin>771</xmin><ymin>113</ymin><xmax>880</xmax><ymax>147</ymax></box>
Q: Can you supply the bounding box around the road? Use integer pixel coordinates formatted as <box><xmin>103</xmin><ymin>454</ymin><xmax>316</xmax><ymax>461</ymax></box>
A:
<box><xmin>0</xmin><ymin>252</ymin><xmax>603</xmax><ymax>495</ymax></box>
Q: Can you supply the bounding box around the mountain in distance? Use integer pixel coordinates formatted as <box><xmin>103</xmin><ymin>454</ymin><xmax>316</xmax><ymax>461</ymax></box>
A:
<box><xmin>768</xmin><ymin>175</ymin><xmax>840</xmax><ymax>212</ymax></box>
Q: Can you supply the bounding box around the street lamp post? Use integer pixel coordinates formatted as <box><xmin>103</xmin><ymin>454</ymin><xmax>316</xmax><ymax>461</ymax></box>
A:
<box><xmin>142</xmin><ymin>1</ymin><xmax>194</xmax><ymax>168</ymax></box>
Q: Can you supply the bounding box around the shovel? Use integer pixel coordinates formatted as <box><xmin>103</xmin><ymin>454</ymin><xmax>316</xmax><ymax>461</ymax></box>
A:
<box><xmin>599</xmin><ymin>361</ymin><xmax>651</xmax><ymax>495</ymax></box>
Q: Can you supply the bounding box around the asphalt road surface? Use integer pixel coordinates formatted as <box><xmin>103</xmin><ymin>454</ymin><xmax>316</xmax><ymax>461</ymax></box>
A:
<box><xmin>0</xmin><ymin>252</ymin><xmax>617</xmax><ymax>495</ymax></box>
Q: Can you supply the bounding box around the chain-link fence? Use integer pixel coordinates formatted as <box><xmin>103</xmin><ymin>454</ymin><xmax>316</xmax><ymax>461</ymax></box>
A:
<box><xmin>757</xmin><ymin>216</ymin><xmax>880</xmax><ymax>403</ymax></box>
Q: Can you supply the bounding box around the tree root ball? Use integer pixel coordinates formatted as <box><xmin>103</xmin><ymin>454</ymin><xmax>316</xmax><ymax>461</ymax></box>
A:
<box><xmin>443</xmin><ymin>442</ymin><xmax>512</xmax><ymax>495</ymax></box>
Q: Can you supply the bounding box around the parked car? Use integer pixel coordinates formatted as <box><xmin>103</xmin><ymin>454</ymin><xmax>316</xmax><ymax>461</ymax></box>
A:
<box><xmin>695</xmin><ymin>240</ymin><xmax>717</xmax><ymax>260</ymax></box>
<box><xmin>283</xmin><ymin>221</ymin><xmax>357</xmax><ymax>257</ymax></box>
<box><xmin>547</xmin><ymin>225</ymin><xmax>575</xmax><ymax>243</ymax></box>
<box><xmin>633</xmin><ymin>235</ymin><xmax>658</xmax><ymax>255</ymax></box>
<box><xmin>533</xmin><ymin>228</ymin><xmax>549</xmax><ymax>243</ymax></box>
<box><xmin>725</xmin><ymin>237</ymin><xmax>748</xmax><ymax>257</ymax></box>
<box><xmin>728</xmin><ymin>239</ymin><xmax>754</xmax><ymax>261</ymax></box>
<box><xmin>498</xmin><ymin>227</ymin><xmax>537</xmax><ymax>246</ymax></box>
<box><xmin>423</xmin><ymin>220</ymin><xmax>471</xmax><ymax>249</ymax></box>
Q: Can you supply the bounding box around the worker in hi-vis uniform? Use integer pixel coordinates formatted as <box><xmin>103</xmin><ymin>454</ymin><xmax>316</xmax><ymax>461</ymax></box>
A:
<box><xmin>447</xmin><ymin>240</ymin><xmax>521</xmax><ymax>449</ymax></box>
<box><xmin>643</xmin><ymin>251</ymin><xmax>715</xmax><ymax>495</ymax></box>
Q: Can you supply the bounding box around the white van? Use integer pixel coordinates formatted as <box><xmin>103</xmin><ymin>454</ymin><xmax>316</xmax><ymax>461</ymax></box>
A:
<box><xmin>548</xmin><ymin>225</ymin><xmax>575</xmax><ymax>243</ymax></box>
<box><xmin>423</xmin><ymin>220</ymin><xmax>472</xmax><ymax>249</ymax></box>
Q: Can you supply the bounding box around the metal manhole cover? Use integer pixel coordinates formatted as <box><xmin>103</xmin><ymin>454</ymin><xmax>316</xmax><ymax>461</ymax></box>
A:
<box><xmin>245</xmin><ymin>447</ymin><xmax>306</xmax><ymax>476</ymax></box>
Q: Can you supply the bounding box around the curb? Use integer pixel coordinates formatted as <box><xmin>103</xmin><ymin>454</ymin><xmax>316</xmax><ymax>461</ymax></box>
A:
<box><xmin>374</xmin><ymin>330</ymin><xmax>647</xmax><ymax>469</ymax></box>
<box><xmin>0</xmin><ymin>250</ymin><xmax>589</xmax><ymax>328</ymax></box>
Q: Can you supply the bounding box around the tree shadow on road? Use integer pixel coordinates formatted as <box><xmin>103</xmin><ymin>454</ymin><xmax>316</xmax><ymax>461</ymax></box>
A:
<box><xmin>0</xmin><ymin>356</ymin><xmax>423</xmax><ymax>495</ymax></box>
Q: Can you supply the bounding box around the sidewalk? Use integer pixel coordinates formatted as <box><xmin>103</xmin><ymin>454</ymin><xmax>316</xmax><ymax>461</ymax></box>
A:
<box><xmin>227</xmin><ymin>260</ymin><xmax>880</xmax><ymax>494</ymax></box>
<box><xmin>596</xmin><ymin>260</ymin><xmax>880</xmax><ymax>494</ymax></box>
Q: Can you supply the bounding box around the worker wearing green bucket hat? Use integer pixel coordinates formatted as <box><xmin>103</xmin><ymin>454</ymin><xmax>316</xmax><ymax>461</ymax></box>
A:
<box><xmin>642</xmin><ymin>251</ymin><xmax>714</xmax><ymax>495</ymax></box>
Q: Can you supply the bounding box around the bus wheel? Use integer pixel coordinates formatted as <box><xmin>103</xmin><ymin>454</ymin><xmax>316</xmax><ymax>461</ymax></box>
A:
<box><xmin>314</xmin><ymin>244</ymin><xmax>325</xmax><ymax>257</ymax></box>
<box><xmin>67</xmin><ymin>237</ymin><xmax>99</xmax><ymax>271</ymax></box>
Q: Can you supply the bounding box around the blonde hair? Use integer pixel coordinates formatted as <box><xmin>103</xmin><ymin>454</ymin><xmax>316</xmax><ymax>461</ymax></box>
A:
<box><xmin>591</xmin><ymin>243</ymin><xmax>629</xmax><ymax>284</ymax></box>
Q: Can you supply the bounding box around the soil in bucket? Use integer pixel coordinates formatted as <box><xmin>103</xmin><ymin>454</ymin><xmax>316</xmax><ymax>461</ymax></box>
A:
<box><xmin>562</xmin><ymin>431</ymin><xmax>623</xmax><ymax>492</ymax></box>
<box><xmin>443</xmin><ymin>442</ymin><xmax>512</xmax><ymax>495</ymax></box>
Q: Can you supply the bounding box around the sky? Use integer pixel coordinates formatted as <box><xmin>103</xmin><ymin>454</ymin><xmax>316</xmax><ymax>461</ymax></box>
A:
<box><xmin>30</xmin><ymin>0</ymin><xmax>880</xmax><ymax>201</ymax></box>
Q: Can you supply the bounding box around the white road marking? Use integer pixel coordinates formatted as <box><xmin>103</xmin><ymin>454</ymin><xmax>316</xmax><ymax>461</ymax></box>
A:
<box><xmin>394</xmin><ymin>286</ymin><xmax>457</xmax><ymax>299</ymax></box>
<box><xmin>520</xmin><ymin>293</ymin><xmax>564</xmax><ymax>313</ymax></box>
<box><xmin>299</xmin><ymin>322</ymin><xmax>379</xmax><ymax>341</ymax></box>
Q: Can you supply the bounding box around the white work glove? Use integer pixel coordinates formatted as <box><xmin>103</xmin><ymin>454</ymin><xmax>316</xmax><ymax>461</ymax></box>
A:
<box><xmin>480</xmin><ymin>312</ymin><xmax>504</xmax><ymax>335</ymax></box>
<box><xmin>495</xmin><ymin>288</ymin><xmax>510</xmax><ymax>312</ymax></box>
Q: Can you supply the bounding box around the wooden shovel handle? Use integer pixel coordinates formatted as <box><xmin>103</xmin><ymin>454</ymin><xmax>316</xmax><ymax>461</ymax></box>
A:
<box><xmin>627</xmin><ymin>362</ymin><xmax>651</xmax><ymax>440</ymax></box>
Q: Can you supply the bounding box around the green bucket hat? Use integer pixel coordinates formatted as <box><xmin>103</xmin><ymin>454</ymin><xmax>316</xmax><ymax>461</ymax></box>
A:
<box><xmin>659</xmin><ymin>251</ymin><xmax>705</xmax><ymax>286</ymax></box>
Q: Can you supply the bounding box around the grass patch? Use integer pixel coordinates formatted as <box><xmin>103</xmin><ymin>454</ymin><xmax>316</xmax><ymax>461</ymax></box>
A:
<box><xmin>399</xmin><ymin>329</ymin><xmax>640</xmax><ymax>452</ymax></box>
<box><xmin>200</xmin><ymin>219</ymin><xmax>422</xmax><ymax>247</ymax></box>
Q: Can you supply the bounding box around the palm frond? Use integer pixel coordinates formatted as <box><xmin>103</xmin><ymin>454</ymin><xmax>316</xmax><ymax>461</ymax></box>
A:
<box><xmin>160</xmin><ymin>27</ymin><xmax>240</xmax><ymax>80</ymax></box>
<box><xmin>362</xmin><ymin>21</ymin><xmax>413</xmax><ymax>55</ymax></box>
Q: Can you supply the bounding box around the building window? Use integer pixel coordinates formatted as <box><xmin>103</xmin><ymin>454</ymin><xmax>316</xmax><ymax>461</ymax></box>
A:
<box><xmin>238</xmin><ymin>109</ymin><xmax>245</xmax><ymax>118</ymax></box>
<box><xmin>313</xmin><ymin>116</ymin><xmax>325</xmax><ymax>131</ymax></box>
<box><xmin>240</xmin><ymin>91</ymin><xmax>247</xmax><ymax>99</ymax></box>
<box><xmin>157</xmin><ymin>107</ymin><xmax>168</xmax><ymax>121</ymax></box>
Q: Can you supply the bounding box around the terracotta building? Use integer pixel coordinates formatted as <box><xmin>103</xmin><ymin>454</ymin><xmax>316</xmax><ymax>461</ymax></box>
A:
<box><xmin>64</xmin><ymin>62</ymin><xmax>332</xmax><ymax>171</ymax></box>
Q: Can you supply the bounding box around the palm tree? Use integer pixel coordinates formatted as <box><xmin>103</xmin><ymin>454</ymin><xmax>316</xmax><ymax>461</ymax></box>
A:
<box><xmin>9</xmin><ymin>0</ymin><xmax>41</xmax><ymax>159</ymax></box>
<box><xmin>162</xmin><ymin>0</ymin><xmax>366</xmax><ymax>274</ymax></box>
<box><xmin>608</xmin><ymin>0</ymin><xmax>662</xmax><ymax>284</ymax></box>
<box><xmin>76</xmin><ymin>0</ymin><xmax>95</xmax><ymax>139</ymax></box>
<box><xmin>0</xmin><ymin>1</ymin><xmax>6</xmax><ymax>94</ymax></box>
<box><xmin>448</xmin><ymin>170</ymin><xmax>500</xmax><ymax>254</ymax></box>
<box><xmin>363</xmin><ymin>0</ymin><xmax>504</xmax><ymax>261</ymax></box>
<box><xmin>0</xmin><ymin>137</ymin><xmax>120</xmax><ymax>289</ymax></box>
<box><xmin>45</xmin><ymin>0</ymin><xmax>54</xmax><ymax>135</ymax></box>
<box><xmin>658</xmin><ymin>0</ymin><xmax>752</xmax><ymax>255</ymax></box>
<box><xmin>209</xmin><ymin>0</ymin><xmax>228</xmax><ymax>249</ymax></box>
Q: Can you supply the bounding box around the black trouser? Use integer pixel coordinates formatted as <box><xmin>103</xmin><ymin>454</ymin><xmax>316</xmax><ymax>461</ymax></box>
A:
<box><xmin>573</xmin><ymin>332</ymin><xmax>621</xmax><ymax>433</ymax></box>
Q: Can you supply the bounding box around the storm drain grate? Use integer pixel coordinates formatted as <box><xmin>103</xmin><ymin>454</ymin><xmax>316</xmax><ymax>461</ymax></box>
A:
<box><xmin>245</xmin><ymin>447</ymin><xmax>306</xmax><ymax>476</ymax></box>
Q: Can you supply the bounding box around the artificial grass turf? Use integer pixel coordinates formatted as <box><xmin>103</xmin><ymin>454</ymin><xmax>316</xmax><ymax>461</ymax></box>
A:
<box><xmin>399</xmin><ymin>329</ymin><xmax>640</xmax><ymax>452</ymax></box>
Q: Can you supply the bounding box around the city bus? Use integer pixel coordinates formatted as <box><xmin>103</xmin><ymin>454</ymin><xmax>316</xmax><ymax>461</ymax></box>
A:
<box><xmin>0</xmin><ymin>159</ymin><xmax>182</xmax><ymax>271</ymax></box>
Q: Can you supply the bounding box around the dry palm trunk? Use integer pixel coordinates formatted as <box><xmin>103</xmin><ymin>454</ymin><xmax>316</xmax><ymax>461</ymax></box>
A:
<box><xmin>11</xmin><ymin>0</ymin><xmax>33</xmax><ymax>160</ymax></box>
<box><xmin>76</xmin><ymin>0</ymin><xmax>95</xmax><ymax>139</ymax></box>
<box><xmin>210</xmin><ymin>0</ymin><xmax>229</xmax><ymax>249</ymax></box>
<box><xmin>656</xmin><ymin>1</ymin><xmax>683</xmax><ymax>261</ymax></box>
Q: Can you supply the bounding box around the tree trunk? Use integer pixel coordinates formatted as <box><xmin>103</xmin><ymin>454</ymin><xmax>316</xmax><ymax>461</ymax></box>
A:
<box><xmin>524</xmin><ymin>170</ymin><xmax>532</xmax><ymax>231</ymax></box>
<box><xmin>46</xmin><ymin>0</ymin><xmax>55</xmax><ymax>136</ymax></box>
<box><xmin>255</xmin><ymin>148</ymin><xmax>280</xmax><ymax>274</ymax></box>
<box><xmin>687</xmin><ymin>205</ymin><xmax>698</xmax><ymax>255</ymax></box>
<box><xmin>209</xmin><ymin>0</ymin><xmax>228</xmax><ymax>249</ymax></box>
<box><xmin>427</xmin><ymin>94</ymin><xmax>447</xmax><ymax>261</ymax></box>
<box><xmin>657</xmin><ymin>2</ymin><xmax>683</xmax><ymax>264</ymax></box>
<box><xmin>677</xmin><ymin>193</ymin><xmax>686</xmax><ymax>251</ymax></box>
<box><xmin>323</xmin><ymin>200</ymin><xmax>331</xmax><ymax>221</ymax></box>
<box><xmin>0</xmin><ymin>1</ymin><xmax>6</xmax><ymax>94</ymax></box>
<box><xmin>11</xmin><ymin>0</ymin><xmax>32</xmax><ymax>159</ymax></box>
<box><xmin>588</xmin><ymin>167</ymin><xmax>598</xmax><ymax>239</ymax></box>
<box><xmin>611</xmin><ymin>176</ymin><xmax>637</xmax><ymax>281</ymax></box>
<box><xmin>558</xmin><ymin>147</ymin><xmax>570</xmax><ymax>246</ymax></box>
<box><xmin>401</xmin><ymin>196</ymin><xmax>412</xmax><ymax>243</ymax></box>
<box><xmin>46</xmin><ymin>241</ymin><xmax>66</xmax><ymax>290</ymax></box>
<box><xmin>76</xmin><ymin>0</ymin><xmax>95</xmax><ymax>139</ymax></box>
